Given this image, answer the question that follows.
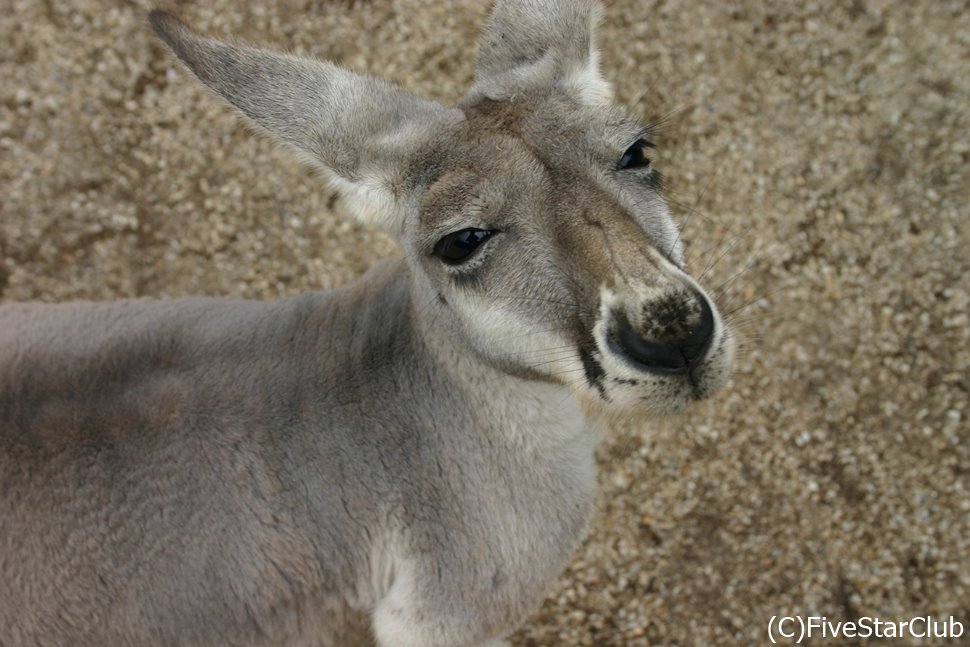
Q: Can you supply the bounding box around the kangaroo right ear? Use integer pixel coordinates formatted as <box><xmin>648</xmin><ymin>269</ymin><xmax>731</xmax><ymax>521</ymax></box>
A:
<box><xmin>149</xmin><ymin>11</ymin><xmax>461</xmax><ymax>234</ymax></box>
<box><xmin>468</xmin><ymin>0</ymin><xmax>612</xmax><ymax>106</ymax></box>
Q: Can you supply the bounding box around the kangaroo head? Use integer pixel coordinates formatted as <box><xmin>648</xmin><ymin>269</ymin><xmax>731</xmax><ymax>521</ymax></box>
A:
<box><xmin>151</xmin><ymin>0</ymin><xmax>734</xmax><ymax>415</ymax></box>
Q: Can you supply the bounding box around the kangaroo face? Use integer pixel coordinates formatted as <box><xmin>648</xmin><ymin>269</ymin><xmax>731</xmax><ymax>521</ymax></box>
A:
<box><xmin>410</xmin><ymin>92</ymin><xmax>734</xmax><ymax>414</ymax></box>
<box><xmin>149</xmin><ymin>2</ymin><xmax>733</xmax><ymax>416</ymax></box>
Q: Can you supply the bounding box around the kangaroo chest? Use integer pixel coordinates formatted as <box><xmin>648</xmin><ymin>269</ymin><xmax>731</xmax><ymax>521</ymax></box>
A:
<box><xmin>362</xmin><ymin>385</ymin><xmax>599</xmax><ymax>639</ymax></box>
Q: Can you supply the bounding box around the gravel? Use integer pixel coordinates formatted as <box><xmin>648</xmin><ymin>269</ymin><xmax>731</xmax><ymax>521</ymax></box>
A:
<box><xmin>2</xmin><ymin>1</ymin><xmax>967</xmax><ymax>645</ymax></box>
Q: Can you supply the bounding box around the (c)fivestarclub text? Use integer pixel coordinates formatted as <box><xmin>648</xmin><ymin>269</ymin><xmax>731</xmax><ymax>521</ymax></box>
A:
<box><xmin>768</xmin><ymin>615</ymin><xmax>964</xmax><ymax>643</ymax></box>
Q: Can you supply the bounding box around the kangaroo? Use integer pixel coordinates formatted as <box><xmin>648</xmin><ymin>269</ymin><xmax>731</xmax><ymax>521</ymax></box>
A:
<box><xmin>0</xmin><ymin>2</ymin><xmax>735</xmax><ymax>645</ymax></box>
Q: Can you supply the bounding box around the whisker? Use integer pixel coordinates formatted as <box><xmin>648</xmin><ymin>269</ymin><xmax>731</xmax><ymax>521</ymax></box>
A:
<box><xmin>718</xmin><ymin>278</ymin><xmax>787</xmax><ymax>311</ymax></box>
<box><xmin>502</xmin><ymin>325</ymin><xmax>575</xmax><ymax>342</ymax></box>
<box><xmin>709</xmin><ymin>250</ymin><xmax>766</xmax><ymax>300</ymax></box>
<box><xmin>698</xmin><ymin>221</ymin><xmax>759</xmax><ymax>284</ymax></box>
<box><xmin>666</xmin><ymin>153</ymin><xmax>729</xmax><ymax>262</ymax></box>
<box><xmin>722</xmin><ymin>291</ymin><xmax>783</xmax><ymax>319</ymax></box>
<box><xmin>507</xmin><ymin>347</ymin><xmax>581</xmax><ymax>362</ymax></box>
<box><xmin>475</xmin><ymin>293</ymin><xmax>582</xmax><ymax>308</ymax></box>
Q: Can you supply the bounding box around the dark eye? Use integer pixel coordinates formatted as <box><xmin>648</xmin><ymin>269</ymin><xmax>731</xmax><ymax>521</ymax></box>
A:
<box><xmin>618</xmin><ymin>138</ymin><xmax>654</xmax><ymax>170</ymax></box>
<box><xmin>433</xmin><ymin>228</ymin><xmax>494</xmax><ymax>264</ymax></box>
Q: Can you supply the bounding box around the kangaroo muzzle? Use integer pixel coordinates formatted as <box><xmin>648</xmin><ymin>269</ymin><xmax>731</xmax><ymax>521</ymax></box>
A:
<box><xmin>607</xmin><ymin>290</ymin><xmax>715</xmax><ymax>376</ymax></box>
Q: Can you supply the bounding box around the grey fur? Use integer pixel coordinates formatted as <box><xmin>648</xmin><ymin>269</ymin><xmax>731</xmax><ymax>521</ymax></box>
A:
<box><xmin>0</xmin><ymin>3</ymin><xmax>734</xmax><ymax>646</ymax></box>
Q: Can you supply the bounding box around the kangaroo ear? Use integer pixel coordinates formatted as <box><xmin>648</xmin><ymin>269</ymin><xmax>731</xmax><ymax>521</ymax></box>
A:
<box><xmin>468</xmin><ymin>0</ymin><xmax>612</xmax><ymax>105</ymax></box>
<box><xmin>150</xmin><ymin>11</ymin><xmax>461</xmax><ymax>234</ymax></box>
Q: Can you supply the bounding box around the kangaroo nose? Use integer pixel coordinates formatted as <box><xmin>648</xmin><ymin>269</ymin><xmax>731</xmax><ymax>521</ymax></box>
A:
<box><xmin>608</xmin><ymin>296</ymin><xmax>715</xmax><ymax>375</ymax></box>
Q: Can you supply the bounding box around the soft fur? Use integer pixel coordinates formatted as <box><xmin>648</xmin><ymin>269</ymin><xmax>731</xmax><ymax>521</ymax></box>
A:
<box><xmin>0</xmin><ymin>2</ymin><xmax>733</xmax><ymax>645</ymax></box>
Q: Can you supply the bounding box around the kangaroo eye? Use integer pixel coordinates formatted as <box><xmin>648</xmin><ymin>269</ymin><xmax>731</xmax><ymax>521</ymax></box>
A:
<box><xmin>433</xmin><ymin>228</ymin><xmax>494</xmax><ymax>264</ymax></box>
<box><xmin>618</xmin><ymin>138</ymin><xmax>654</xmax><ymax>170</ymax></box>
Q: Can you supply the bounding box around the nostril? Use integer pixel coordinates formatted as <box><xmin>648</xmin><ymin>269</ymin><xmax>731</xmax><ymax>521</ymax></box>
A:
<box><xmin>679</xmin><ymin>297</ymin><xmax>715</xmax><ymax>364</ymax></box>
<box><xmin>607</xmin><ymin>296</ymin><xmax>716</xmax><ymax>375</ymax></box>
<box><xmin>608</xmin><ymin>312</ymin><xmax>688</xmax><ymax>375</ymax></box>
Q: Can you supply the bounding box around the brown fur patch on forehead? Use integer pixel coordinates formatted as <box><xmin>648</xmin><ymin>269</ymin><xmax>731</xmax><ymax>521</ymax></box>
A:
<box><xmin>460</xmin><ymin>96</ymin><xmax>534</xmax><ymax>137</ymax></box>
<box><xmin>417</xmin><ymin>168</ymin><xmax>480</xmax><ymax>232</ymax></box>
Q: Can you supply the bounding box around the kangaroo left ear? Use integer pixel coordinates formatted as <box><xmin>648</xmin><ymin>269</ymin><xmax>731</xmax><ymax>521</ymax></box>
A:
<box><xmin>150</xmin><ymin>11</ymin><xmax>462</xmax><ymax>235</ymax></box>
<box><xmin>467</xmin><ymin>0</ymin><xmax>613</xmax><ymax>106</ymax></box>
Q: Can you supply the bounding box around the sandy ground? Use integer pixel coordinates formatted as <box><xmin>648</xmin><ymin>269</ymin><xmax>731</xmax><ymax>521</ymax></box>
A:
<box><xmin>2</xmin><ymin>0</ymin><xmax>968</xmax><ymax>645</ymax></box>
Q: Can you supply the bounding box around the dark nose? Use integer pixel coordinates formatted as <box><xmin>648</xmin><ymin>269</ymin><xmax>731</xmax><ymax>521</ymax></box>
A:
<box><xmin>608</xmin><ymin>296</ymin><xmax>715</xmax><ymax>375</ymax></box>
